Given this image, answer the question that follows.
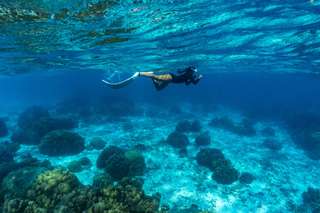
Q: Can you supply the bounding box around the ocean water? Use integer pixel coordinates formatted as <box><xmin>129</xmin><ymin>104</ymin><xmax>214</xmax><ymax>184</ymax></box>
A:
<box><xmin>1</xmin><ymin>0</ymin><xmax>320</xmax><ymax>212</ymax></box>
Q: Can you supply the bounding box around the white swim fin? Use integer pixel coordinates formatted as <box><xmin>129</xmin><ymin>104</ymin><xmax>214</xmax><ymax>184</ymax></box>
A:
<box><xmin>102</xmin><ymin>72</ymin><xmax>139</xmax><ymax>89</ymax></box>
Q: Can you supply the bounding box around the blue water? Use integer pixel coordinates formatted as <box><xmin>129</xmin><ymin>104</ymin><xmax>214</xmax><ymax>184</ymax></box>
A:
<box><xmin>1</xmin><ymin>1</ymin><xmax>320</xmax><ymax>212</ymax></box>
<box><xmin>1</xmin><ymin>0</ymin><xmax>320</xmax><ymax>75</ymax></box>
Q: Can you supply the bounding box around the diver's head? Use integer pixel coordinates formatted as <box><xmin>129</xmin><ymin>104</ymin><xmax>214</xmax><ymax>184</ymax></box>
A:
<box><xmin>188</xmin><ymin>66</ymin><xmax>197</xmax><ymax>72</ymax></box>
<box><xmin>186</xmin><ymin>66</ymin><xmax>198</xmax><ymax>74</ymax></box>
<box><xmin>186</xmin><ymin>66</ymin><xmax>202</xmax><ymax>82</ymax></box>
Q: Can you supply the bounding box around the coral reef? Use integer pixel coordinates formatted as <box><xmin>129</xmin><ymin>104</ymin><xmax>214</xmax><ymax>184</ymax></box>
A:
<box><xmin>39</xmin><ymin>130</ymin><xmax>85</xmax><ymax>156</ymax></box>
<box><xmin>196</xmin><ymin>148</ymin><xmax>239</xmax><ymax>184</ymax></box>
<box><xmin>97</xmin><ymin>146</ymin><xmax>146</xmax><ymax>180</ymax></box>
<box><xmin>1</xmin><ymin>166</ymin><xmax>49</xmax><ymax>198</ymax></box>
<box><xmin>2</xmin><ymin>169</ymin><xmax>162</xmax><ymax>213</ymax></box>
<box><xmin>0</xmin><ymin>163</ymin><xmax>19</xmax><ymax>185</ymax></box>
<box><xmin>194</xmin><ymin>131</ymin><xmax>211</xmax><ymax>146</ymax></box>
<box><xmin>209</xmin><ymin>116</ymin><xmax>256</xmax><ymax>136</ymax></box>
<box><xmin>175</xmin><ymin>120</ymin><xmax>202</xmax><ymax>133</ymax></box>
<box><xmin>0</xmin><ymin>118</ymin><xmax>8</xmax><ymax>137</ymax></box>
<box><xmin>12</xmin><ymin>106</ymin><xmax>77</xmax><ymax>145</ymax></box>
<box><xmin>0</xmin><ymin>156</ymin><xmax>50</xmax><ymax>184</ymax></box>
<box><xmin>166</xmin><ymin>131</ymin><xmax>190</xmax><ymax>149</ymax></box>
<box><xmin>285</xmin><ymin>112</ymin><xmax>320</xmax><ymax>160</ymax></box>
<box><xmin>0</xmin><ymin>157</ymin><xmax>52</xmax><ymax>209</ymax></box>
<box><xmin>87</xmin><ymin>137</ymin><xmax>106</xmax><ymax>150</ymax></box>
<box><xmin>211</xmin><ymin>160</ymin><xmax>239</xmax><ymax>185</ymax></box>
<box><xmin>92</xmin><ymin>178</ymin><xmax>160</xmax><ymax>213</ymax></box>
<box><xmin>4</xmin><ymin>105</ymin><xmax>318</xmax><ymax>211</ymax></box>
<box><xmin>96</xmin><ymin>146</ymin><xmax>124</xmax><ymax>169</ymax></box>
<box><xmin>125</xmin><ymin>150</ymin><xmax>146</xmax><ymax>177</ymax></box>
<box><xmin>92</xmin><ymin>173</ymin><xmax>113</xmax><ymax>189</ymax></box>
<box><xmin>196</xmin><ymin>148</ymin><xmax>225</xmax><ymax>170</ymax></box>
<box><xmin>27</xmin><ymin>169</ymin><xmax>80</xmax><ymax>208</ymax></box>
<box><xmin>302</xmin><ymin>187</ymin><xmax>320</xmax><ymax>213</ymax></box>
<box><xmin>0</xmin><ymin>142</ymin><xmax>20</xmax><ymax>164</ymax></box>
<box><xmin>3</xmin><ymin>169</ymin><xmax>95</xmax><ymax>213</ymax></box>
<box><xmin>67</xmin><ymin>157</ymin><xmax>92</xmax><ymax>173</ymax></box>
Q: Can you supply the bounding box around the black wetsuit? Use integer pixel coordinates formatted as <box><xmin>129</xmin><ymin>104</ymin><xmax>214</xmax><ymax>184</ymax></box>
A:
<box><xmin>153</xmin><ymin>67</ymin><xmax>201</xmax><ymax>91</ymax></box>
<box><xmin>170</xmin><ymin>69</ymin><xmax>201</xmax><ymax>85</ymax></box>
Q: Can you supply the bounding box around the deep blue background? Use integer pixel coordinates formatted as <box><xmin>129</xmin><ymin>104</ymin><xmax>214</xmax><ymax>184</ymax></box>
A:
<box><xmin>1</xmin><ymin>71</ymin><xmax>319</xmax><ymax>121</ymax></box>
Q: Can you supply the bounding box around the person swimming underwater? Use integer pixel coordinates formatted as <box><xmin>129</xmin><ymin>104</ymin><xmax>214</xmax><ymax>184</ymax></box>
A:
<box><xmin>102</xmin><ymin>66</ymin><xmax>202</xmax><ymax>90</ymax></box>
<box><xmin>138</xmin><ymin>66</ymin><xmax>203</xmax><ymax>91</ymax></box>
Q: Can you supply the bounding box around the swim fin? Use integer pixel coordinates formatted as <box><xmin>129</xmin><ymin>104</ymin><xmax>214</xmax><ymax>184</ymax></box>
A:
<box><xmin>102</xmin><ymin>72</ymin><xmax>139</xmax><ymax>89</ymax></box>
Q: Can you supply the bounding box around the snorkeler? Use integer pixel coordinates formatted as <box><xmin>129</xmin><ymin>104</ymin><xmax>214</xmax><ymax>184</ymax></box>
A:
<box><xmin>102</xmin><ymin>66</ymin><xmax>202</xmax><ymax>90</ymax></box>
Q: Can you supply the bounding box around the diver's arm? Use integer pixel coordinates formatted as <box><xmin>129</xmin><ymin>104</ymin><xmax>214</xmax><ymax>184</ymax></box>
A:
<box><xmin>191</xmin><ymin>74</ymin><xmax>203</xmax><ymax>84</ymax></box>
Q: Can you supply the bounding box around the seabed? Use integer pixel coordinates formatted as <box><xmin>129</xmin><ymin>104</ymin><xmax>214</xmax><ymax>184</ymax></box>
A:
<box><xmin>5</xmin><ymin>103</ymin><xmax>319</xmax><ymax>212</ymax></box>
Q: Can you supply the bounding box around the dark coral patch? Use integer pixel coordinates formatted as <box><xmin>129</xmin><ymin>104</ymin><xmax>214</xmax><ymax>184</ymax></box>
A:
<box><xmin>0</xmin><ymin>142</ymin><xmax>19</xmax><ymax>164</ymax></box>
<box><xmin>195</xmin><ymin>131</ymin><xmax>211</xmax><ymax>146</ymax></box>
<box><xmin>97</xmin><ymin>146</ymin><xmax>146</xmax><ymax>180</ymax></box>
<box><xmin>166</xmin><ymin>131</ymin><xmax>190</xmax><ymax>149</ymax></box>
<box><xmin>39</xmin><ymin>130</ymin><xmax>85</xmax><ymax>156</ymax></box>
<box><xmin>196</xmin><ymin>148</ymin><xmax>239</xmax><ymax>185</ymax></box>
<box><xmin>196</xmin><ymin>148</ymin><xmax>225</xmax><ymax>170</ymax></box>
<box><xmin>302</xmin><ymin>187</ymin><xmax>320</xmax><ymax>212</ymax></box>
<box><xmin>2</xmin><ymin>169</ymin><xmax>162</xmax><ymax>213</ymax></box>
<box><xmin>12</xmin><ymin>106</ymin><xmax>77</xmax><ymax>145</ymax></box>
<box><xmin>212</xmin><ymin>165</ymin><xmax>239</xmax><ymax>185</ymax></box>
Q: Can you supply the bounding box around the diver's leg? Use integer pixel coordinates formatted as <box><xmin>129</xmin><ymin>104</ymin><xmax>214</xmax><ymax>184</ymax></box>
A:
<box><xmin>152</xmin><ymin>79</ymin><xmax>169</xmax><ymax>91</ymax></box>
<box><xmin>139</xmin><ymin>72</ymin><xmax>173</xmax><ymax>82</ymax></box>
<box><xmin>138</xmin><ymin>72</ymin><xmax>172</xmax><ymax>90</ymax></box>
<box><xmin>138</xmin><ymin>72</ymin><xmax>155</xmax><ymax>78</ymax></box>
